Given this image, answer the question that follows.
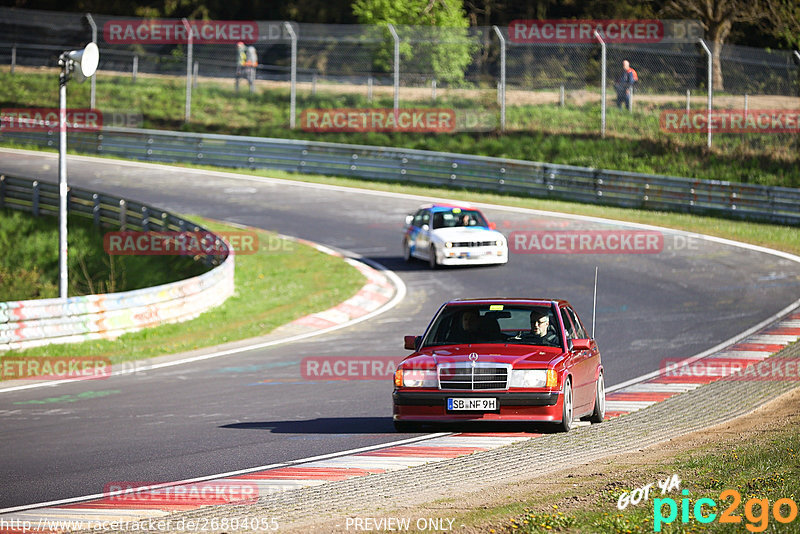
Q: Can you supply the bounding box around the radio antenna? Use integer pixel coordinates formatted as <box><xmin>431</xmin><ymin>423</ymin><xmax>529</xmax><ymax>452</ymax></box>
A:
<box><xmin>592</xmin><ymin>266</ymin><xmax>598</xmax><ymax>338</ymax></box>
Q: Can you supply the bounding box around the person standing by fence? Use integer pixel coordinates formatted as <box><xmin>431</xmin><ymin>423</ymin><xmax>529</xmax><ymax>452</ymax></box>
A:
<box><xmin>615</xmin><ymin>59</ymin><xmax>638</xmax><ymax>110</ymax></box>
<box><xmin>245</xmin><ymin>45</ymin><xmax>258</xmax><ymax>94</ymax></box>
<box><xmin>235</xmin><ymin>41</ymin><xmax>247</xmax><ymax>92</ymax></box>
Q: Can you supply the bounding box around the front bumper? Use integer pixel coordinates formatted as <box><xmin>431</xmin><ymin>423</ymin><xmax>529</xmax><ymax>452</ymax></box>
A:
<box><xmin>393</xmin><ymin>390</ymin><xmax>562</xmax><ymax>422</ymax></box>
<box><xmin>438</xmin><ymin>247</ymin><xmax>508</xmax><ymax>266</ymax></box>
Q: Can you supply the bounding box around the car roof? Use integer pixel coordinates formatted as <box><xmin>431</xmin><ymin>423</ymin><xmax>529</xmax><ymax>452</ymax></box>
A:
<box><xmin>444</xmin><ymin>298</ymin><xmax>571</xmax><ymax>307</ymax></box>
<box><xmin>418</xmin><ymin>203</ymin><xmax>478</xmax><ymax>212</ymax></box>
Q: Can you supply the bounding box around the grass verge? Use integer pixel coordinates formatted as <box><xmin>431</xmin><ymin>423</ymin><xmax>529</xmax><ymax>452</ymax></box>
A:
<box><xmin>0</xmin><ymin>216</ymin><xmax>365</xmax><ymax>368</ymax></box>
<box><xmin>0</xmin><ymin>208</ymin><xmax>206</xmax><ymax>300</ymax></box>
<box><xmin>1</xmin><ymin>69</ymin><xmax>797</xmax><ymax>186</ymax></box>
<box><xmin>477</xmin><ymin>391</ymin><xmax>800</xmax><ymax>534</ymax></box>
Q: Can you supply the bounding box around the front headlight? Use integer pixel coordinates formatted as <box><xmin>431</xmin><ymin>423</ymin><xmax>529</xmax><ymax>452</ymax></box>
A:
<box><xmin>509</xmin><ymin>369</ymin><xmax>548</xmax><ymax>388</ymax></box>
<box><xmin>397</xmin><ymin>368</ymin><xmax>438</xmax><ymax>388</ymax></box>
<box><xmin>496</xmin><ymin>240</ymin><xmax>504</xmax><ymax>247</ymax></box>
<box><xmin>445</xmin><ymin>242</ymin><xmax>453</xmax><ymax>248</ymax></box>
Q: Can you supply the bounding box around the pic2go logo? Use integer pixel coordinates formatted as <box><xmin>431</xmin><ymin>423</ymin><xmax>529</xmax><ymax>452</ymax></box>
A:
<box><xmin>654</xmin><ymin>489</ymin><xmax>798</xmax><ymax>532</ymax></box>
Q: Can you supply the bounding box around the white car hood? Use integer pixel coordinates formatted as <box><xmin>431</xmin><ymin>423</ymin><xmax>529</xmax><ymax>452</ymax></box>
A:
<box><xmin>430</xmin><ymin>226</ymin><xmax>505</xmax><ymax>243</ymax></box>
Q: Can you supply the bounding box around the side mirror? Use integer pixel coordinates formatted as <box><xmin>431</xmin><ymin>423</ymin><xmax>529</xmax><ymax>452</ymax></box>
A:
<box><xmin>572</xmin><ymin>338</ymin><xmax>591</xmax><ymax>351</ymax></box>
<box><xmin>488</xmin><ymin>222</ymin><xmax>496</xmax><ymax>230</ymax></box>
<box><xmin>404</xmin><ymin>335</ymin><xmax>421</xmax><ymax>351</ymax></box>
<box><xmin>405</xmin><ymin>215</ymin><xmax>413</xmax><ymax>225</ymax></box>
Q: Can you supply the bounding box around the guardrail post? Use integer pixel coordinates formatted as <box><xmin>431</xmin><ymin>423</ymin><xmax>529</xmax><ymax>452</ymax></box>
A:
<box><xmin>119</xmin><ymin>199</ymin><xmax>127</xmax><ymax>230</ymax></box>
<box><xmin>141</xmin><ymin>206</ymin><xmax>150</xmax><ymax>231</ymax></box>
<box><xmin>0</xmin><ymin>175</ymin><xmax>5</xmax><ymax>207</ymax></box>
<box><xmin>92</xmin><ymin>193</ymin><xmax>100</xmax><ymax>226</ymax></box>
<box><xmin>283</xmin><ymin>22</ymin><xmax>297</xmax><ymax>129</ymax></box>
<box><xmin>594</xmin><ymin>30</ymin><xmax>606</xmax><ymax>138</ymax></box>
<box><xmin>32</xmin><ymin>180</ymin><xmax>40</xmax><ymax>216</ymax></box>
<box><xmin>388</xmin><ymin>23</ymin><xmax>399</xmax><ymax>113</ymax></box>
<box><xmin>492</xmin><ymin>25</ymin><xmax>506</xmax><ymax>132</ymax></box>
<box><xmin>699</xmin><ymin>39</ymin><xmax>713</xmax><ymax>148</ymax></box>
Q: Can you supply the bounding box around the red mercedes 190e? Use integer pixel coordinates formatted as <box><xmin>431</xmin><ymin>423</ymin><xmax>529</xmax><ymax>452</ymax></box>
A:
<box><xmin>393</xmin><ymin>298</ymin><xmax>605</xmax><ymax>432</ymax></box>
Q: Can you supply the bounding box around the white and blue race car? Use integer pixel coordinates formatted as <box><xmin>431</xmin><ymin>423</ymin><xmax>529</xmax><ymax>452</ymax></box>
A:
<box><xmin>402</xmin><ymin>204</ymin><xmax>508</xmax><ymax>268</ymax></box>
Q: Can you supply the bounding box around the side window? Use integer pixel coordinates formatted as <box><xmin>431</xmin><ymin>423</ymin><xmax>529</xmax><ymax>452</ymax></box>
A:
<box><xmin>566</xmin><ymin>307</ymin><xmax>588</xmax><ymax>339</ymax></box>
<box><xmin>421</xmin><ymin>211</ymin><xmax>430</xmax><ymax>228</ymax></box>
<box><xmin>560</xmin><ymin>308</ymin><xmax>577</xmax><ymax>340</ymax></box>
<box><xmin>412</xmin><ymin>210</ymin><xmax>425</xmax><ymax>228</ymax></box>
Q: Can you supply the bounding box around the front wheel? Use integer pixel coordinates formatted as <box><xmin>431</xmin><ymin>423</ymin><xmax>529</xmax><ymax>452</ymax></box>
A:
<box><xmin>555</xmin><ymin>377</ymin><xmax>574</xmax><ymax>432</ymax></box>
<box><xmin>402</xmin><ymin>240</ymin><xmax>412</xmax><ymax>262</ymax></box>
<box><xmin>589</xmin><ymin>372</ymin><xmax>606</xmax><ymax>424</ymax></box>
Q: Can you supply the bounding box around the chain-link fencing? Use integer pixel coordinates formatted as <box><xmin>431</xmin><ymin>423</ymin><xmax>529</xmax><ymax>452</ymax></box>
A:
<box><xmin>1</xmin><ymin>7</ymin><xmax>798</xmax><ymax>166</ymax></box>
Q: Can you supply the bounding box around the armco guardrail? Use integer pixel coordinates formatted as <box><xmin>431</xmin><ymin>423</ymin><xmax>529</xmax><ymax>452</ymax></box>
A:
<box><xmin>3</xmin><ymin>126</ymin><xmax>800</xmax><ymax>225</ymax></box>
<box><xmin>0</xmin><ymin>175</ymin><xmax>234</xmax><ymax>351</ymax></box>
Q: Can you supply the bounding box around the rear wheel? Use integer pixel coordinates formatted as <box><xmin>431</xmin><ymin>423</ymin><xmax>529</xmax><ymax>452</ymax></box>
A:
<box><xmin>402</xmin><ymin>240</ymin><xmax>412</xmax><ymax>262</ymax></box>
<box><xmin>556</xmin><ymin>377</ymin><xmax>574</xmax><ymax>432</ymax></box>
<box><xmin>428</xmin><ymin>245</ymin><xmax>438</xmax><ymax>269</ymax></box>
<box><xmin>589</xmin><ymin>372</ymin><xmax>606</xmax><ymax>424</ymax></box>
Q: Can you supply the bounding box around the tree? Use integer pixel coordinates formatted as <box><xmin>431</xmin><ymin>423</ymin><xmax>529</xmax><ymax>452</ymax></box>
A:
<box><xmin>660</xmin><ymin>0</ymin><xmax>779</xmax><ymax>91</ymax></box>
<box><xmin>352</xmin><ymin>0</ymin><xmax>477</xmax><ymax>85</ymax></box>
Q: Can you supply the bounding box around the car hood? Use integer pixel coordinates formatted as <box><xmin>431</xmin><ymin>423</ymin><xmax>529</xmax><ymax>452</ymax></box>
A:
<box><xmin>430</xmin><ymin>227</ymin><xmax>504</xmax><ymax>243</ymax></box>
<box><xmin>403</xmin><ymin>344</ymin><xmax>563</xmax><ymax>368</ymax></box>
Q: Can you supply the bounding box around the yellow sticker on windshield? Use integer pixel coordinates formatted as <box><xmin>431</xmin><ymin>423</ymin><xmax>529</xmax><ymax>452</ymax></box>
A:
<box><xmin>452</xmin><ymin>208</ymin><xmax>461</xmax><ymax>214</ymax></box>
<box><xmin>489</xmin><ymin>304</ymin><xmax>504</xmax><ymax>311</ymax></box>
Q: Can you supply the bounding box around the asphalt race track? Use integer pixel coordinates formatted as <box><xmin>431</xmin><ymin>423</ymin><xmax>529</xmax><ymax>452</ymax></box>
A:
<box><xmin>1</xmin><ymin>148</ymin><xmax>799</xmax><ymax>508</ymax></box>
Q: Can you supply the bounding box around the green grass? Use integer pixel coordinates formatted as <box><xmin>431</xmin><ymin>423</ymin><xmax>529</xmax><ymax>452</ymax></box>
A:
<box><xmin>486</xmin><ymin>423</ymin><xmax>800</xmax><ymax>533</ymax></box>
<box><xmin>0</xmin><ymin>216</ymin><xmax>365</xmax><ymax>367</ymax></box>
<box><xmin>0</xmin><ymin>208</ymin><xmax>206</xmax><ymax>300</ymax></box>
<box><xmin>1</xmin><ymin>69</ymin><xmax>797</xmax><ymax>187</ymax></box>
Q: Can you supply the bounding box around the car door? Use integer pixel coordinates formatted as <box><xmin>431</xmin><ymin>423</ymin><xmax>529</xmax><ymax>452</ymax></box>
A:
<box><xmin>560</xmin><ymin>306</ymin><xmax>593</xmax><ymax>412</ymax></box>
<box><xmin>415</xmin><ymin>209</ymin><xmax>432</xmax><ymax>257</ymax></box>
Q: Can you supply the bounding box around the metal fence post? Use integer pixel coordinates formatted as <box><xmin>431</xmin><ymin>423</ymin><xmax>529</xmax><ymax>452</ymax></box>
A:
<box><xmin>367</xmin><ymin>75</ymin><xmax>373</xmax><ymax>102</ymax></box>
<box><xmin>132</xmin><ymin>55</ymin><xmax>138</xmax><ymax>82</ymax></box>
<box><xmin>388</xmin><ymin>23</ymin><xmax>399</xmax><ymax>113</ymax></box>
<box><xmin>193</xmin><ymin>61</ymin><xmax>199</xmax><ymax>88</ymax></box>
<box><xmin>686</xmin><ymin>89</ymin><xmax>690</xmax><ymax>113</ymax></box>
<box><xmin>560</xmin><ymin>85</ymin><xmax>565</xmax><ymax>107</ymax></box>
<box><xmin>595</xmin><ymin>30</ymin><xmax>606</xmax><ymax>138</ymax></box>
<box><xmin>11</xmin><ymin>45</ymin><xmax>16</xmax><ymax>74</ymax></box>
<box><xmin>283</xmin><ymin>22</ymin><xmax>297</xmax><ymax>129</ymax></box>
<box><xmin>86</xmin><ymin>13</ymin><xmax>97</xmax><ymax>110</ymax></box>
<box><xmin>182</xmin><ymin>18</ymin><xmax>193</xmax><ymax>123</ymax></box>
<box><xmin>699</xmin><ymin>39</ymin><xmax>713</xmax><ymax>148</ymax></box>
<box><xmin>492</xmin><ymin>25</ymin><xmax>506</xmax><ymax>132</ymax></box>
<box><xmin>795</xmin><ymin>51</ymin><xmax>800</xmax><ymax>95</ymax></box>
<box><xmin>744</xmin><ymin>93</ymin><xmax>748</xmax><ymax>115</ymax></box>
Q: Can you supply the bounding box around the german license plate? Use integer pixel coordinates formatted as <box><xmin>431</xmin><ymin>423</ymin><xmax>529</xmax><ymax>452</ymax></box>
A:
<box><xmin>447</xmin><ymin>397</ymin><xmax>497</xmax><ymax>411</ymax></box>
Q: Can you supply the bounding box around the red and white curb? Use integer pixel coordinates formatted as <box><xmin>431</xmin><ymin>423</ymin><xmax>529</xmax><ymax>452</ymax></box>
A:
<box><xmin>604</xmin><ymin>311</ymin><xmax>800</xmax><ymax>418</ymax></box>
<box><xmin>0</xmin><ymin>433</ymin><xmax>537</xmax><ymax>533</ymax></box>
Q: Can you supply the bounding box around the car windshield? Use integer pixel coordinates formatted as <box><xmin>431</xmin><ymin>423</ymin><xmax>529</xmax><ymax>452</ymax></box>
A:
<box><xmin>421</xmin><ymin>304</ymin><xmax>562</xmax><ymax>348</ymax></box>
<box><xmin>431</xmin><ymin>209</ymin><xmax>488</xmax><ymax>230</ymax></box>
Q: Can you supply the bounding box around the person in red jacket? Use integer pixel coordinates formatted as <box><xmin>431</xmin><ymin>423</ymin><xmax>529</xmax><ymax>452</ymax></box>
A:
<box><xmin>614</xmin><ymin>60</ymin><xmax>638</xmax><ymax>110</ymax></box>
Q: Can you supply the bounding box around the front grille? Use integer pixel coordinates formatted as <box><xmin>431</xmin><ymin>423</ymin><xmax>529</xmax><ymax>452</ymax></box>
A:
<box><xmin>452</xmin><ymin>241</ymin><xmax>496</xmax><ymax>248</ymax></box>
<box><xmin>438</xmin><ymin>363</ymin><xmax>509</xmax><ymax>390</ymax></box>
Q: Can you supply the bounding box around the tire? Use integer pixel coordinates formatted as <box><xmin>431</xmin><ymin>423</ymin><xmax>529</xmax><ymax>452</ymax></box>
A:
<box><xmin>428</xmin><ymin>245</ymin><xmax>438</xmax><ymax>269</ymax></box>
<box><xmin>589</xmin><ymin>372</ymin><xmax>606</xmax><ymax>424</ymax></box>
<box><xmin>393</xmin><ymin>420</ymin><xmax>421</xmax><ymax>433</ymax></box>
<box><xmin>402</xmin><ymin>240</ymin><xmax>412</xmax><ymax>262</ymax></box>
<box><xmin>556</xmin><ymin>377</ymin><xmax>574</xmax><ymax>432</ymax></box>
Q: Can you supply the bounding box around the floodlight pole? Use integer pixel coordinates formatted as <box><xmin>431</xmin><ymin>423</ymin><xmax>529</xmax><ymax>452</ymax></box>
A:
<box><xmin>86</xmin><ymin>13</ymin><xmax>97</xmax><ymax>110</ymax></box>
<box><xmin>58</xmin><ymin>58</ymin><xmax>69</xmax><ymax>299</ymax></box>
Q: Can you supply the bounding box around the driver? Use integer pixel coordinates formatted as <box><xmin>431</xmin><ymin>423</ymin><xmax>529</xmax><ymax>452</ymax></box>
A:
<box><xmin>520</xmin><ymin>309</ymin><xmax>559</xmax><ymax>346</ymax></box>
